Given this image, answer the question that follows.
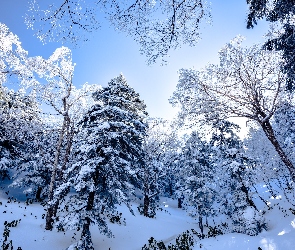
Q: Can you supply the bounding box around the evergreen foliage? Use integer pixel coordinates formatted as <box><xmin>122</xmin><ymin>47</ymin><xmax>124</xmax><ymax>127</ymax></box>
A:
<box><xmin>55</xmin><ymin>74</ymin><xmax>147</xmax><ymax>248</ymax></box>
<box><xmin>0</xmin><ymin>89</ymin><xmax>41</xmax><ymax>181</ymax></box>
<box><xmin>1</xmin><ymin>220</ymin><xmax>22</xmax><ymax>250</ymax></box>
<box><xmin>177</xmin><ymin>131</ymin><xmax>215</xmax><ymax>235</ymax></box>
<box><xmin>11</xmin><ymin>127</ymin><xmax>58</xmax><ymax>201</ymax></box>
<box><xmin>2</xmin><ymin>18</ymin><xmax>295</xmax><ymax>249</ymax></box>
<box><xmin>247</xmin><ymin>0</ymin><xmax>295</xmax><ymax>90</ymax></box>
<box><xmin>210</xmin><ymin>120</ymin><xmax>266</xmax><ymax>236</ymax></box>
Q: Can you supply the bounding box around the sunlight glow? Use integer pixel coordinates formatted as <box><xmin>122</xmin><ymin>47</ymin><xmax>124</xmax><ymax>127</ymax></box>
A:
<box><xmin>278</xmin><ymin>230</ymin><xmax>286</xmax><ymax>236</ymax></box>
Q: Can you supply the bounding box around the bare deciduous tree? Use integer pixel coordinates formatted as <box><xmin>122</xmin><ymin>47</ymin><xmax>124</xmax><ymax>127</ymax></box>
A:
<box><xmin>30</xmin><ymin>47</ymin><xmax>100</xmax><ymax>229</ymax></box>
<box><xmin>171</xmin><ymin>36</ymin><xmax>295</xmax><ymax>182</ymax></box>
<box><xmin>25</xmin><ymin>0</ymin><xmax>210</xmax><ymax>63</ymax></box>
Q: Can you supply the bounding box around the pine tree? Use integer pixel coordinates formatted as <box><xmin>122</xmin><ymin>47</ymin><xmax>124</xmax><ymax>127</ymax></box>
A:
<box><xmin>11</xmin><ymin>125</ymin><xmax>58</xmax><ymax>201</ymax></box>
<box><xmin>210</xmin><ymin>120</ymin><xmax>266</xmax><ymax>236</ymax></box>
<box><xmin>0</xmin><ymin>89</ymin><xmax>41</xmax><ymax>181</ymax></box>
<box><xmin>0</xmin><ymin>143</ymin><xmax>12</xmax><ymax>180</ymax></box>
<box><xmin>178</xmin><ymin>131</ymin><xmax>215</xmax><ymax>236</ymax></box>
<box><xmin>55</xmin><ymin>74</ymin><xmax>147</xmax><ymax>249</ymax></box>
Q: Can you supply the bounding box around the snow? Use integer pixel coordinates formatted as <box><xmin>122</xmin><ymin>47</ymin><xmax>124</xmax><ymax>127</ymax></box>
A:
<box><xmin>0</xmin><ymin>183</ymin><xmax>295</xmax><ymax>250</ymax></box>
<box><xmin>243</xmin><ymin>207</ymin><xmax>255</xmax><ymax>220</ymax></box>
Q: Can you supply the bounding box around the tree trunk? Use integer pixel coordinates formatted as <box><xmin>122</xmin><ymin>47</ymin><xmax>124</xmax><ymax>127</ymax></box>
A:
<box><xmin>236</xmin><ymin>171</ymin><xmax>259</xmax><ymax>212</ymax></box>
<box><xmin>53</xmin><ymin>119</ymin><xmax>74</xmax><ymax>217</ymax></box>
<box><xmin>59</xmin><ymin>117</ymin><xmax>73</xmax><ymax>180</ymax></box>
<box><xmin>36</xmin><ymin>186</ymin><xmax>42</xmax><ymax>201</ymax></box>
<box><xmin>80</xmin><ymin>217</ymin><xmax>94</xmax><ymax>250</ymax></box>
<box><xmin>241</xmin><ymin>183</ymin><xmax>259</xmax><ymax>211</ymax></box>
<box><xmin>169</xmin><ymin>182</ymin><xmax>173</xmax><ymax>197</ymax></box>
<box><xmin>87</xmin><ymin>191</ymin><xmax>95</xmax><ymax>210</ymax></box>
<box><xmin>178</xmin><ymin>197</ymin><xmax>183</xmax><ymax>209</ymax></box>
<box><xmin>79</xmin><ymin>191</ymin><xmax>95</xmax><ymax>250</ymax></box>
<box><xmin>45</xmin><ymin>117</ymin><xmax>67</xmax><ymax>230</ymax></box>
<box><xmin>143</xmin><ymin>195</ymin><xmax>149</xmax><ymax>217</ymax></box>
<box><xmin>198</xmin><ymin>215</ymin><xmax>204</xmax><ymax>238</ymax></box>
<box><xmin>261</xmin><ymin>120</ymin><xmax>295</xmax><ymax>182</ymax></box>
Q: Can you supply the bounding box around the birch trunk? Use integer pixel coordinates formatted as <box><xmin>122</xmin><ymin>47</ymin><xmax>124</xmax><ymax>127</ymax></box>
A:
<box><xmin>53</xmin><ymin>118</ymin><xmax>74</xmax><ymax>217</ymax></box>
<box><xmin>261</xmin><ymin>120</ymin><xmax>295</xmax><ymax>183</ymax></box>
<box><xmin>45</xmin><ymin>117</ymin><xmax>67</xmax><ymax>230</ymax></box>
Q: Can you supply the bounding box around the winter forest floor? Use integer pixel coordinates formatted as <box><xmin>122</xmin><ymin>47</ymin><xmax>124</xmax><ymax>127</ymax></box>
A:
<box><xmin>0</xmin><ymin>181</ymin><xmax>295</xmax><ymax>250</ymax></box>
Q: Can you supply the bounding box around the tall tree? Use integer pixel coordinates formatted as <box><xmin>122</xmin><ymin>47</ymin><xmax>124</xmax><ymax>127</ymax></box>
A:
<box><xmin>246</xmin><ymin>0</ymin><xmax>295</xmax><ymax>29</ymax></box>
<box><xmin>54</xmin><ymin>74</ymin><xmax>147</xmax><ymax>249</ymax></box>
<box><xmin>140</xmin><ymin>118</ymin><xmax>180</xmax><ymax>217</ymax></box>
<box><xmin>245</xmin><ymin>104</ymin><xmax>295</xmax><ymax>201</ymax></box>
<box><xmin>170</xmin><ymin>36</ymin><xmax>295</xmax><ymax>182</ymax></box>
<box><xmin>0</xmin><ymin>22</ymin><xmax>44</xmax><ymax>188</ymax></box>
<box><xmin>10</xmin><ymin>122</ymin><xmax>58</xmax><ymax>201</ymax></box>
<box><xmin>209</xmin><ymin>120</ymin><xmax>265</xmax><ymax>236</ymax></box>
<box><xmin>0</xmin><ymin>88</ymin><xmax>41</xmax><ymax>180</ymax></box>
<box><xmin>30</xmin><ymin>46</ymin><xmax>99</xmax><ymax>230</ymax></box>
<box><xmin>0</xmin><ymin>22</ymin><xmax>33</xmax><ymax>88</ymax></box>
<box><xmin>177</xmin><ymin>131</ymin><xmax>215</xmax><ymax>236</ymax></box>
<box><xmin>25</xmin><ymin>0</ymin><xmax>210</xmax><ymax>63</ymax></box>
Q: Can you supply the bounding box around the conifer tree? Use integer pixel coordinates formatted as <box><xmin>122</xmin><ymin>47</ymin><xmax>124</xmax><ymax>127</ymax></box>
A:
<box><xmin>11</xmin><ymin>125</ymin><xmax>58</xmax><ymax>201</ymax></box>
<box><xmin>55</xmin><ymin>74</ymin><xmax>147</xmax><ymax>249</ymax></box>
<box><xmin>177</xmin><ymin>131</ymin><xmax>215</xmax><ymax>236</ymax></box>
<box><xmin>0</xmin><ymin>89</ymin><xmax>41</xmax><ymax>180</ymax></box>
<box><xmin>210</xmin><ymin>120</ymin><xmax>266</xmax><ymax>236</ymax></box>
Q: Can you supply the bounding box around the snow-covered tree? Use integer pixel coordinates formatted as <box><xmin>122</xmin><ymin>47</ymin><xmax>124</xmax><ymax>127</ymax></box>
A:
<box><xmin>0</xmin><ymin>22</ymin><xmax>34</xmax><ymax>89</ymax></box>
<box><xmin>28</xmin><ymin>46</ymin><xmax>100</xmax><ymax>229</ymax></box>
<box><xmin>25</xmin><ymin>0</ymin><xmax>210</xmax><ymax>63</ymax></box>
<box><xmin>210</xmin><ymin>120</ymin><xmax>265</xmax><ymax>236</ymax></box>
<box><xmin>157</xmin><ymin>123</ymin><xmax>181</xmax><ymax>199</ymax></box>
<box><xmin>139</xmin><ymin>118</ymin><xmax>180</xmax><ymax>217</ymax></box>
<box><xmin>0</xmin><ymin>88</ymin><xmax>41</xmax><ymax>180</ymax></box>
<box><xmin>0</xmin><ymin>23</ymin><xmax>51</xmax><ymax>194</ymax></box>
<box><xmin>10</xmin><ymin>122</ymin><xmax>58</xmax><ymax>201</ymax></box>
<box><xmin>246</xmin><ymin>1</ymin><xmax>295</xmax><ymax>90</ymax></box>
<box><xmin>273</xmin><ymin>102</ymin><xmax>295</xmax><ymax>164</ymax></box>
<box><xmin>177</xmin><ymin>131</ymin><xmax>215</xmax><ymax>236</ymax></box>
<box><xmin>55</xmin><ymin>74</ymin><xmax>147</xmax><ymax>249</ymax></box>
<box><xmin>245</xmin><ymin>108</ymin><xmax>295</xmax><ymax>206</ymax></box>
<box><xmin>170</xmin><ymin>35</ymin><xmax>295</xmax><ymax>183</ymax></box>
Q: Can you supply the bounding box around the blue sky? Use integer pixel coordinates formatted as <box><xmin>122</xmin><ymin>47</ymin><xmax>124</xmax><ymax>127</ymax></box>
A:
<box><xmin>0</xmin><ymin>0</ymin><xmax>269</xmax><ymax>119</ymax></box>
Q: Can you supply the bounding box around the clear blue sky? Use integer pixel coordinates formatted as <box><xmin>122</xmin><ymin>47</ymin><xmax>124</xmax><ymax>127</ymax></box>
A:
<box><xmin>0</xmin><ymin>0</ymin><xmax>269</xmax><ymax>119</ymax></box>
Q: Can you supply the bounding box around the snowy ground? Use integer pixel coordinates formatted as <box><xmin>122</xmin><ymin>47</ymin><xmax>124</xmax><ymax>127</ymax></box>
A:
<box><xmin>0</xmin><ymin>183</ymin><xmax>295</xmax><ymax>250</ymax></box>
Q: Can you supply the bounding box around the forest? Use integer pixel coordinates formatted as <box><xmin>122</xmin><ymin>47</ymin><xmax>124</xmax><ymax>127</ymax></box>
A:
<box><xmin>1</xmin><ymin>0</ymin><xmax>295</xmax><ymax>249</ymax></box>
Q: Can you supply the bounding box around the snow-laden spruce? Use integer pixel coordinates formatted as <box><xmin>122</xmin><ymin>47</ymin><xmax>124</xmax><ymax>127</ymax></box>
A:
<box><xmin>54</xmin><ymin>74</ymin><xmax>148</xmax><ymax>249</ymax></box>
<box><xmin>0</xmin><ymin>89</ymin><xmax>41</xmax><ymax>181</ymax></box>
<box><xmin>177</xmin><ymin>131</ymin><xmax>216</xmax><ymax>237</ymax></box>
<box><xmin>176</xmin><ymin>119</ymin><xmax>266</xmax><ymax>236</ymax></box>
<box><xmin>209</xmin><ymin>120</ymin><xmax>266</xmax><ymax>236</ymax></box>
